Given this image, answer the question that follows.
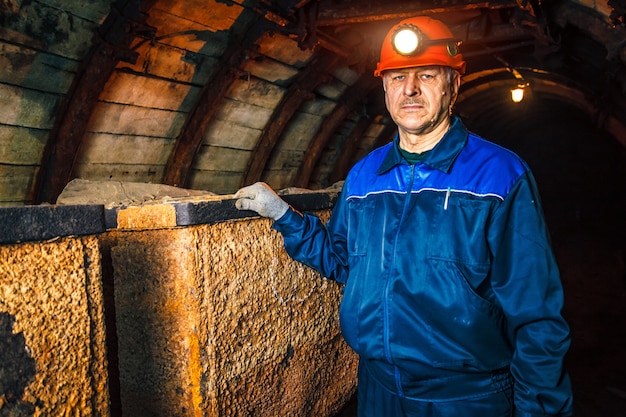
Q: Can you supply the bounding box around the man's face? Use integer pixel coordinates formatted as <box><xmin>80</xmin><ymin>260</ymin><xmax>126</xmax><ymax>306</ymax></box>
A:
<box><xmin>382</xmin><ymin>66</ymin><xmax>459</xmax><ymax>137</ymax></box>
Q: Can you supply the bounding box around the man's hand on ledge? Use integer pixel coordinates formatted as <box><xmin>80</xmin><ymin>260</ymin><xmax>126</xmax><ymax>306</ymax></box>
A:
<box><xmin>234</xmin><ymin>182</ymin><xmax>289</xmax><ymax>220</ymax></box>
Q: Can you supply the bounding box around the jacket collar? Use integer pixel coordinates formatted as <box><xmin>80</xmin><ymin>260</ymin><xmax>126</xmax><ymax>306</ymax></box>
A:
<box><xmin>376</xmin><ymin>116</ymin><xmax>469</xmax><ymax>175</ymax></box>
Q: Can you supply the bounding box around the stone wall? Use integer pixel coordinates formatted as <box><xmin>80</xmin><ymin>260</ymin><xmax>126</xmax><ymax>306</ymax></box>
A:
<box><xmin>103</xmin><ymin>202</ymin><xmax>357</xmax><ymax>417</ymax></box>
<box><xmin>0</xmin><ymin>235</ymin><xmax>110</xmax><ymax>416</ymax></box>
<box><xmin>0</xmin><ymin>190</ymin><xmax>357</xmax><ymax>416</ymax></box>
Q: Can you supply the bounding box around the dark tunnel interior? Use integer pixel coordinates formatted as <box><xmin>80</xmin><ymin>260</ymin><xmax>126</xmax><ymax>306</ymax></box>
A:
<box><xmin>2</xmin><ymin>0</ymin><xmax>626</xmax><ymax>414</ymax></box>
<box><xmin>474</xmin><ymin>97</ymin><xmax>626</xmax><ymax>417</ymax></box>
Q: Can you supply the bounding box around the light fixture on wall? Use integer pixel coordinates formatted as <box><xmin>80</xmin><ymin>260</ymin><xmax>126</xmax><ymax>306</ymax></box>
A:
<box><xmin>508</xmin><ymin>68</ymin><xmax>530</xmax><ymax>103</ymax></box>
<box><xmin>495</xmin><ymin>56</ymin><xmax>531</xmax><ymax>103</ymax></box>
<box><xmin>511</xmin><ymin>81</ymin><xmax>530</xmax><ymax>103</ymax></box>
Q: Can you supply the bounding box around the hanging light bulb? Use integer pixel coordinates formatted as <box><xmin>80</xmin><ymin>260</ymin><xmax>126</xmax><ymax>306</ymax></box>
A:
<box><xmin>511</xmin><ymin>86</ymin><xmax>525</xmax><ymax>103</ymax></box>
<box><xmin>510</xmin><ymin>82</ymin><xmax>529</xmax><ymax>103</ymax></box>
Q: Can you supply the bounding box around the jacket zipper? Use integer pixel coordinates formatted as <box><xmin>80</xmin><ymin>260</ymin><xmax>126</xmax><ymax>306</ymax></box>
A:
<box><xmin>383</xmin><ymin>163</ymin><xmax>416</xmax><ymax>396</ymax></box>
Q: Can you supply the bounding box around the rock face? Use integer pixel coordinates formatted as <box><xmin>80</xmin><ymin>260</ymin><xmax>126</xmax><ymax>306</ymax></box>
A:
<box><xmin>102</xmin><ymin>207</ymin><xmax>357</xmax><ymax>417</ymax></box>
<box><xmin>1</xmin><ymin>191</ymin><xmax>356</xmax><ymax>417</ymax></box>
<box><xmin>0</xmin><ymin>236</ymin><xmax>110</xmax><ymax>416</ymax></box>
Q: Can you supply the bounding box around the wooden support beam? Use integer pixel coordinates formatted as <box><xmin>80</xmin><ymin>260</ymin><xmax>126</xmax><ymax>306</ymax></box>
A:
<box><xmin>328</xmin><ymin>117</ymin><xmax>373</xmax><ymax>184</ymax></box>
<box><xmin>162</xmin><ymin>21</ymin><xmax>268</xmax><ymax>188</ymax></box>
<box><xmin>294</xmin><ymin>75</ymin><xmax>378</xmax><ymax>188</ymax></box>
<box><xmin>370</xmin><ymin>120</ymin><xmax>397</xmax><ymax>150</ymax></box>
<box><xmin>315</xmin><ymin>0</ymin><xmax>519</xmax><ymax>26</ymax></box>
<box><xmin>329</xmin><ymin>96</ymin><xmax>386</xmax><ymax>184</ymax></box>
<box><xmin>33</xmin><ymin>0</ymin><xmax>156</xmax><ymax>204</ymax></box>
<box><xmin>240</xmin><ymin>50</ymin><xmax>340</xmax><ymax>187</ymax></box>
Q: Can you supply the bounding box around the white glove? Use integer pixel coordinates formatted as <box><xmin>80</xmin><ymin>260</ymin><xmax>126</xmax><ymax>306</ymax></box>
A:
<box><xmin>234</xmin><ymin>182</ymin><xmax>289</xmax><ymax>220</ymax></box>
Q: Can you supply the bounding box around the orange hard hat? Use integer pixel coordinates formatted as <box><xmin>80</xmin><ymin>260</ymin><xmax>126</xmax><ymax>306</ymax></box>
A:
<box><xmin>374</xmin><ymin>16</ymin><xmax>466</xmax><ymax>77</ymax></box>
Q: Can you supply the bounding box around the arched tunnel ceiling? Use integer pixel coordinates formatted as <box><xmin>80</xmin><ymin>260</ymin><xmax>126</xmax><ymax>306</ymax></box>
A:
<box><xmin>0</xmin><ymin>0</ymin><xmax>625</xmax><ymax>206</ymax></box>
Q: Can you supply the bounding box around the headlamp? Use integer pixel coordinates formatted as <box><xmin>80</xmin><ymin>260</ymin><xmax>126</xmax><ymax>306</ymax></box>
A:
<box><xmin>391</xmin><ymin>24</ymin><xmax>461</xmax><ymax>57</ymax></box>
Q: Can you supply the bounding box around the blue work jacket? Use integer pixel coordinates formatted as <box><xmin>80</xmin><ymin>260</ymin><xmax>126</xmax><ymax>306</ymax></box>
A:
<box><xmin>273</xmin><ymin>117</ymin><xmax>573</xmax><ymax>416</ymax></box>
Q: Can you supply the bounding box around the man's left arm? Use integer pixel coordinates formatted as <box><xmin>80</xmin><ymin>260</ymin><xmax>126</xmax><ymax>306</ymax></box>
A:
<box><xmin>488</xmin><ymin>171</ymin><xmax>574</xmax><ymax>417</ymax></box>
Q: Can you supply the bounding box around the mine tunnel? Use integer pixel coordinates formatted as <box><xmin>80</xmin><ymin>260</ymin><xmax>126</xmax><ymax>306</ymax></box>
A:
<box><xmin>1</xmin><ymin>0</ymin><xmax>625</xmax><ymax>416</ymax></box>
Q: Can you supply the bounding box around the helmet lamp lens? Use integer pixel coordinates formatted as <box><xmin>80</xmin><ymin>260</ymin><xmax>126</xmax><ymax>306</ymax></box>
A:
<box><xmin>393</xmin><ymin>28</ymin><xmax>420</xmax><ymax>55</ymax></box>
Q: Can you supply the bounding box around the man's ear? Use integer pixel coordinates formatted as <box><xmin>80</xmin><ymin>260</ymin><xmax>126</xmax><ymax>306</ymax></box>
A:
<box><xmin>451</xmin><ymin>71</ymin><xmax>461</xmax><ymax>101</ymax></box>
